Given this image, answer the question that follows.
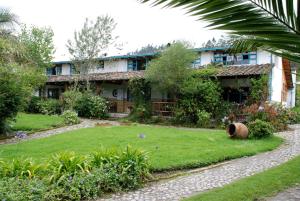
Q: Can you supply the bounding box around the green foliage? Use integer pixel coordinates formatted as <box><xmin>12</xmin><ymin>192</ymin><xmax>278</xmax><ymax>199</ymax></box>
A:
<box><xmin>141</xmin><ymin>0</ymin><xmax>300</xmax><ymax>63</ymax></box>
<box><xmin>174</xmin><ymin>71</ymin><xmax>223</xmax><ymax>126</ymax></box>
<box><xmin>61</xmin><ymin>110</ymin><xmax>80</xmax><ymax>125</ymax></box>
<box><xmin>248</xmin><ymin>119</ymin><xmax>274</xmax><ymax>139</ymax></box>
<box><xmin>37</xmin><ymin>99</ymin><xmax>62</xmax><ymax>115</ymax></box>
<box><xmin>62</xmin><ymin>90</ymin><xmax>82</xmax><ymax>111</ymax></box>
<box><xmin>250</xmin><ymin>75</ymin><xmax>269</xmax><ymax>103</ymax></box>
<box><xmin>0</xmin><ymin>158</ymin><xmax>45</xmax><ymax>179</ymax></box>
<box><xmin>145</xmin><ymin>41</ymin><xmax>197</xmax><ymax>96</ymax></box>
<box><xmin>25</xmin><ymin>96</ymin><xmax>42</xmax><ymax>113</ymax></box>
<box><xmin>243</xmin><ymin>103</ymin><xmax>292</xmax><ymax>131</ymax></box>
<box><xmin>196</xmin><ymin>110</ymin><xmax>211</xmax><ymax>128</ymax></box>
<box><xmin>0</xmin><ymin>147</ymin><xmax>150</xmax><ymax>201</ymax></box>
<box><xmin>128</xmin><ymin>78</ymin><xmax>152</xmax><ymax>122</ymax></box>
<box><xmin>75</xmin><ymin>92</ymin><xmax>109</xmax><ymax>118</ymax></box>
<box><xmin>19</xmin><ymin>25</ymin><xmax>55</xmax><ymax>69</ymax></box>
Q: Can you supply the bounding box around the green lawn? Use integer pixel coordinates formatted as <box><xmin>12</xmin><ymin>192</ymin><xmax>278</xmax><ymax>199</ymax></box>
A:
<box><xmin>184</xmin><ymin>155</ymin><xmax>300</xmax><ymax>201</ymax></box>
<box><xmin>0</xmin><ymin>125</ymin><xmax>282</xmax><ymax>171</ymax></box>
<box><xmin>11</xmin><ymin>113</ymin><xmax>65</xmax><ymax>133</ymax></box>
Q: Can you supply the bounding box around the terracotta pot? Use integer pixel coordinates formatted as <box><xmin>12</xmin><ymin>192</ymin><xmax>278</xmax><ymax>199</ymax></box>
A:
<box><xmin>227</xmin><ymin>123</ymin><xmax>249</xmax><ymax>139</ymax></box>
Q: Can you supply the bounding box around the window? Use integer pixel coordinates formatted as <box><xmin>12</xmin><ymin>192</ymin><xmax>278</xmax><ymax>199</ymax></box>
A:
<box><xmin>47</xmin><ymin>88</ymin><xmax>59</xmax><ymax>99</ymax></box>
<box><xmin>127</xmin><ymin>59</ymin><xmax>148</xmax><ymax>71</ymax></box>
<box><xmin>214</xmin><ymin>52</ymin><xmax>257</xmax><ymax>65</ymax></box>
<box><xmin>55</xmin><ymin>65</ymin><xmax>62</xmax><ymax>75</ymax></box>
<box><xmin>192</xmin><ymin>58</ymin><xmax>201</xmax><ymax>68</ymax></box>
<box><xmin>46</xmin><ymin>65</ymin><xmax>62</xmax><ymax>76</ymax></box>
<box><xmin>96</xmin><ymin>60</ymin><xmax>104</xmax><ymax>69</ymax></box>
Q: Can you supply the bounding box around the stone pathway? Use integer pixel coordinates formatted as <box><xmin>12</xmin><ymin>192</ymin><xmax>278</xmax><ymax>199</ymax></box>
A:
<box><xmin>99</xmin><ymin>125</ymin><xmax>300</xmax><ymax>201</ymax></box>
<box><xmin>267</xmin><ymin>185</ymin><xmax>300</xmax><ymax>201</ymax></box>
<box><xmin>0</xmin><ymin>119</ymin><xmax>120</xmax><ymax>145</ymax></box>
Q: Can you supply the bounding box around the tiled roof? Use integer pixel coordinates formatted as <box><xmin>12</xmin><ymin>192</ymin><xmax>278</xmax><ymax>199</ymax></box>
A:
<box><xmin>46</xmin><ymin>64</ymin><xmax>271</xmax><ymax>83</ymax></box>
<box><xmin>46</xmin><ymin>71</ymin><xmax>145</xmax><ymax>83</ymax></box>
<box><xmin>216</xmin><ymin>64</ymin><xmax>271</xmax><ymax>77</ymax></box>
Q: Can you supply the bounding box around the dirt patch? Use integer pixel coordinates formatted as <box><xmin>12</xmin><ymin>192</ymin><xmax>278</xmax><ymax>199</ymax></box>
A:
<box><xmin>95</xmin><ymin>123</ymin><xmax>114</xmax><ymax>127</ymax></box>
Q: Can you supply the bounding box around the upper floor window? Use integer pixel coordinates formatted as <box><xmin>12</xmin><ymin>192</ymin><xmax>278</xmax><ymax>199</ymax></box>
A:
<box><xmin>192</xmin><ymin>58</ymin><xmax>201</xmax><ymax>68</ymax></box>
<box><xmin>96</xmin><ymin>60</ymin><xmax>104</xmax><ymax>70</ymax></box>
<box><xmin>127</xmin><ymin>59</ymin><xmax>148</xmax><ymax>71</ymax></box>
<box><xmin>46</xmin><ymin>65</ymin><xmax>62</xmax><ymax>76</ymax></box>
<box><xmin>214</xmin><ymin>52</ymin><xmax>257</xmax><ymax>65</ymax></box>
<box><xmin>70</xmin><ymin>64</ymin><xmax>80</xmax><ymax>75</ymax></box>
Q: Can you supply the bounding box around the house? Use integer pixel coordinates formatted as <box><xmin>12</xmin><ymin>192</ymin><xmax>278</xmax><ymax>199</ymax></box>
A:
<box><xmin>40</xmin><ymin>47</ymin><xmax>297</xmax><ymax>114</ymax></box>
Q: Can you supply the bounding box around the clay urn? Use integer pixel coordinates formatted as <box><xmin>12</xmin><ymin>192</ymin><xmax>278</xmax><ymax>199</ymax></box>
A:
<box><xmin>227</xmin><ymin>123</ymin><xmax>249</xmax><ymax>139</ymax></box>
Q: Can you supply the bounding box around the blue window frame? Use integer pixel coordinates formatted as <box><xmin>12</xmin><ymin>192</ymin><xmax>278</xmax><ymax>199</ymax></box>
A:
<box><xmin>55</xmin><ymin>66</ymin><xmax>62</xmax><ymax>75</ymax></box>
<box><xmin>70</xmin><ymin>64</ymin><xmax>79</xmax><ymax>75</ymax></box>
<box><xmin>192</xmin><ymin>58</ymin><xmax>201</xmax><ymax>68</ymax></box>
<box><xmin>127</xmin><ymin>60</ymin><xmax>137</xmax><ymax>71</ymax></box>
<box><xmin>214</xmin><ymin>52</ymin><xmax>257</xmax><ymax>65</ymax></box>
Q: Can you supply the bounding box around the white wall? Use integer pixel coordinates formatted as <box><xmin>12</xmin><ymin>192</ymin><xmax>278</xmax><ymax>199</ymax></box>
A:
<box><xmin>62</xmin><ymin>64</ymin><xmax>70</xmax><ymax>75</ymax></box>
<box><xmin>200</xmin><ymin>52</ymin><xmax>214</xmax><ymax>65</ymax></box>
<box><xmin>90</xmin><ymin>59</ymin><xmax>127</xmax><ymax>74</ymax></box>
<box><xmin>269</xmin><ymin>55</ymin><xmax>283</xmax><ymax>103</ymax></box>
<box><xmin>287</xmin><ymin>69</ymin><xmax>296</xmax><ymax>107</ymax></box>
<box><xmin>257</xmin><ymin>50</ymin><xmax>271</xmax><ymax>65</ymax></box>
<box><xmin>100</xmin><ymin>83</ymin><xmax>127</xmax><ymax>100</ymax></box>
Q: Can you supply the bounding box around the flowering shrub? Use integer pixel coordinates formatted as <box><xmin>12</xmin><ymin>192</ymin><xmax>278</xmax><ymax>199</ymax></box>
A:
<box><xmin>37</xmin><ymin>99</ymin><xmax>62</xmax><ymax>115</ymax></box>
<box><xmin>243</xmin><ymin>103</ymin><xmax>292</xmax><ymax>131</ymax></box>
<box><xmin>62</xmin><ymin>110</ymin><xmax>80</xmax><ymax>125</ymax></box>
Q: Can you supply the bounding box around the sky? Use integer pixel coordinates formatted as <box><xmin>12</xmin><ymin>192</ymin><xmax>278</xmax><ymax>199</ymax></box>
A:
<box><xmin>2</xmin><ymin>0</ymin><xmax>225</xmax><ymax>61</ymax></box>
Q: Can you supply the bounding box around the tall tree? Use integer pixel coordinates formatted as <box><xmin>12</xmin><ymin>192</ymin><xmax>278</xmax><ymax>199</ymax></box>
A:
<box><xmin>0</xmin><ymin>8</ymin><xmax>17</xmax><ymax>35</ymax></box>
<box><xmin>140</xmin><ymin>0</ymin><xmax>300</xmax><ymax>63</ymax></box>
<box><xmin>66</xmin><ymin>15</ymin><xmax>117</xmax><ymax>89</ymax></box>
<box><xmin>19</xmin><ymin>25</ymin><xmax>55</xmax><ymax>69</ymax></box>
<box><xmin>145</xmin><ymin>41</ymin><xmax>197</xmax><ymax>98</ymax></box>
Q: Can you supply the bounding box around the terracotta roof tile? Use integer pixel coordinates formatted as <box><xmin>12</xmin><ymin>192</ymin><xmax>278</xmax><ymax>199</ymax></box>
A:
<box><xmin>216</xmin><ymin>64</ymin><xmax>271</xmax><ymax>77</ymax></box>
<box><xmin>46</xmin><ymin>64</ymin><xmax>271</xmax><ymax>83</ymax></box>
<box><xmin>46</xmin><ymin>71</ymin><xmax>145</xmax><ymax>83</ymax></box>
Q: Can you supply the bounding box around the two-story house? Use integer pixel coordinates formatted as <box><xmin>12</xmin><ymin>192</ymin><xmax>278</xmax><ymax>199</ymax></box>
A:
<box><xmin>41</xmin><ymin>47</ymin><xmax>297</xmax><ymax>114</ymax></box>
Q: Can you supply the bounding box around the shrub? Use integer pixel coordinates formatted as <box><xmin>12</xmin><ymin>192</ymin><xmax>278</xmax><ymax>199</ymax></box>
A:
<box><xmin>197</xmin><ymin>110</ymin><xmax>211</xmax><ymax>128</ymax></box>
<box><xmin>75</xmin><ymin>92</ymin><xmax>109</xmax><ymax>119</ymax></box>
<box><xmin>129</xmin><ymin>104</ymin><xmax>152</xmax><ymax>123</ymax></box>
<box><xmin>25</xmin><ymin>96</ymin><xmax>42</xmax><ymax>113</ymax></box>
<box><xmin>62</xmin><ymin>90</ymin><xmax>82</xmax><ymax>111</ymax></box>
<box><xmin>248</xmin><ymin>119</ymin><xmax>274</xmax><ymax>139</ymax></box>
<box><xmin>37</xmin><ymin>99</ymin><xmax>62</xmax><ymax>115</ymax></box>
<box><xmin>243</xmin><ymin>103</ymin><xmax>290</xmax><ymax>131</ymax></box>
<box><xmin>0</xmin><ymin>147</ymin><xmax>150</xmax><ymax>201</ymax></box>
<box><xmin>62</xmin><ymin>110</ymin><xmax>80</xmax><ymax>125</ymax></box>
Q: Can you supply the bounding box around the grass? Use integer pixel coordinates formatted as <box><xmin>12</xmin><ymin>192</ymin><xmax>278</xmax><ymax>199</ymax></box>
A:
<box><xmin>184</xmin><ymin>155</ymin><xmax>300</xmax><ymax>201</ymax></box>
<box><xmin>0</xmin><ymin>125</ymin><xmax>282</xmax><ymax>171</ymax></box>
<box><xmin>11</xmin><ymin>113</ymin><xmax>65</xmax><ymax>133</ymax></box>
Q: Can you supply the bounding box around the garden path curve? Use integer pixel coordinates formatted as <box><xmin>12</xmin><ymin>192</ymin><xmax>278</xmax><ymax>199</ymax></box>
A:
<box><xmin>99</xmin><ymin>125</ymin><xmax>300</xmax><ymax>201</ymax></box>
<box><xmin>0</xmin><ymin>119</ymin><xmax>120</xmax><ymax>145</ymax></box>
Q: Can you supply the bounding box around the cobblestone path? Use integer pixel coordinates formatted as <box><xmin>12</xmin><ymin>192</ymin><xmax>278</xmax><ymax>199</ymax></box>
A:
<box><xmin>0</xmin><ymin>119</ymin><xmax>120</xmax><ymax>145</ymax></box>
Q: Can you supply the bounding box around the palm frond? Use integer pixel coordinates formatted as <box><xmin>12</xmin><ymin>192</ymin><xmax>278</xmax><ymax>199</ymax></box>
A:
<box><xmin>140</xmin><ymin>0</ymin><xmax>300</xmax><ymax>63</ymax></box>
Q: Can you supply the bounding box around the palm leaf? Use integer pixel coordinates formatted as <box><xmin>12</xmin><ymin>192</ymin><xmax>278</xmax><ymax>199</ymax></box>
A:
<box><xmin>0</xmin><ymin>8</ymin><xmax>18</xmax><ymax>35</ymax></box>
<box><xmin>140</xmin><ymin>0</ymin><xmax>300</xmax><ymax>63</ymax></box>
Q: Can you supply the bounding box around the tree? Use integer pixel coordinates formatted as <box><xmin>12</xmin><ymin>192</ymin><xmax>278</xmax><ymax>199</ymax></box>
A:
<box><xmin>0</xmin><ymin>8</ymin><xmax>17</xmax><ymax>35</ymax></box>
<box><xmin>128</xmin><ymin>44</ymin><xmax>166</xmax><ymax>55</ymax></box>
<box><xmin>145</xmin><ymin>41</ymin><xmax>197</xmax><ymax>97</ymax></box>
<box><xmin>66</xmin><ymin>15</ymin><xmax>117</xmax><ymax>89</ymax></box>
<box><xmin>19</xmin><ymin>25</ymin><xmax>55</xmax><ymax>69</ymax></box>
<box><xmin>140</xmin><ymin>0</ymin><xmax>300</xmax><ymax>63</ymax></box>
